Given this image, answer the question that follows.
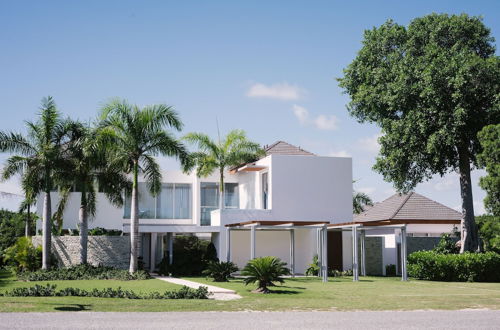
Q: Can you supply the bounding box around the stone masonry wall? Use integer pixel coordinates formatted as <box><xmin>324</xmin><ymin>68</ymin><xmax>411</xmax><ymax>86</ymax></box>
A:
<box><xmin>357</xmin><ymin>237</ymin><xmax>383</xmax><ymax>276</ymax></box>
<box><xmin>407</xmin><ymin>236</ymin><xmax>458</xmax><ymax>255</ymax></box>
<box><xmin>32</xmin><ymin>236</ymin><xmax>130</xmax><ymax>269</ymax></box>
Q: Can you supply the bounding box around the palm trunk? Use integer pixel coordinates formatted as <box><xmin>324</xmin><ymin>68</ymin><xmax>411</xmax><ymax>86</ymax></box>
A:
<box><xmin>219</xmin><ymin>168</ymin><xmax>225</xmax><ymax>210</ymax></box>
<box><xmin>129</xmin><ymin>161</ymin><xmax>139</xmax><ymax>273</ymax></box>
<box><xmin>458</xmin><ymin>145</ymin><xmax>479</xmax><ymax>253</ymax></box>
<box><xmin>25</xmin><ymin>204</ymin><xmax>30</xmax><ymax>237</ymax></box>
<box><xmin>42</xmin><ymin>191</ymin><xmax>52</xmax><ymax>269</ymax></box>
<box><xmin>79</xmin><ymin>191</ymin><xmax>88</xmax><ymax>264</ymax></box>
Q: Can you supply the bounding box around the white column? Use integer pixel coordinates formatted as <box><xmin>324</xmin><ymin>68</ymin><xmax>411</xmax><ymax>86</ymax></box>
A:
<box><xmin>352</xmin><ymin>226</ymin><xmax>359</xmax><ymax>281</ymax></box>
<box><xmin>322</xmin><ymin>227</ymin><xmax>328</xmax><ymax>282</ymax></box>
<box><xmin>250</xmin><ymin>225</ymin><xmax>256</xmax><ymax>260</ymax></box>
<box><xmin>360</xmin><ymin>230</ymin><xmax>366</xmax><ymax>276</ymax></box>
<box><xmin>168</xmin><ymin>233</ymin><xmax>173</xmax><ymax>265</ymax></box>
<box><xmin>290</xmin><ymin>229</ymin><xmax>295</xmax><ymax>277</ymax></box>
<box><xmin>150</xmin><ymin>232</ymin><xmax>157</xmax><ymax>273</ymax></box>
<box><xmin>317</xmin><ymin>228</ymin><xmax>322</xmax><ymax>277</ymax></box>
<box><xmin>226</xmin><ymin>228</ymin><xmax>231</xmax><ymax>262</ymax></box>
<box><xmin>401</xmin><ymin>226</ymin><xmax>408</xmax><ymax>281</ymax></box>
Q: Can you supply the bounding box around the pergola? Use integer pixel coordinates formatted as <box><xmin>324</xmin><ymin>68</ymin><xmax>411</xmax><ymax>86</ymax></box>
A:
<box><xmin>225</xmin><ymin>221</ymin><xmax>330</xmax><ymax>282</ymax></box>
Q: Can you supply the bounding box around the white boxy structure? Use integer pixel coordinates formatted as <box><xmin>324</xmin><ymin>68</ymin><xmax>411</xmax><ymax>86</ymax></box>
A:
<box><xmin>36</xmin><ymin>141</ymin><xmax>461</xmax><ymax>279</ymax></box>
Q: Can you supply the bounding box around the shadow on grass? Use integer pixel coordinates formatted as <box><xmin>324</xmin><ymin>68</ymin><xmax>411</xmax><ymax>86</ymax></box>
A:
<box><xmin>268</xmin><ymin>289</ymin><xmax>300</xmax><ymax>294</ymax></box>
<box><xmin>53</xmin><ymin>304</ymin><xmax>92</xmax><ymax>311</ymax></box>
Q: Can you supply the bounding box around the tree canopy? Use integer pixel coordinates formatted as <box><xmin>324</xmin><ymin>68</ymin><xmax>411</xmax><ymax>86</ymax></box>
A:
<box><xmin>338</xmin><ymin>14</ymin><xmax>500</xmax><ymax>252</ymax></box>
<box><xmin>477</xmin><ymin>124</ymin><xmax>500</xmax><ymax>216</ymax></box>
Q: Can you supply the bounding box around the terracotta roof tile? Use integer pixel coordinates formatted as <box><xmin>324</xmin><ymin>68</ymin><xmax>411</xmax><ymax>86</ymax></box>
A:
<box><xmin>264</xmin><ymin>141</ymin><xmax>315</xmax><ymax>156</ymax></box>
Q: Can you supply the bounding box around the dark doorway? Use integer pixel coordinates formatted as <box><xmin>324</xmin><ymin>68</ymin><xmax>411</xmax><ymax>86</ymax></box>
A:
<box><xmin>328</xmin><ymin>231</ymin><xmax>343</xmax><ymax>271</ymax></box>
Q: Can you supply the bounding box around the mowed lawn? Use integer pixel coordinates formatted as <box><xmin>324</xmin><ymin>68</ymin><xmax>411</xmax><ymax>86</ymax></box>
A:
<box><xmin>1</xmin><ymin>270</ymin><xmax>499</xmax><ymax>312</ymax></box>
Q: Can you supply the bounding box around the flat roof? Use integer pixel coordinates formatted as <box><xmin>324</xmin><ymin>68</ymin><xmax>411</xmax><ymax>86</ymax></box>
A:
<box><xmin>225</xmin><ymin>220</ymin><xmax>329</xmax><ymax>227</ymax></box>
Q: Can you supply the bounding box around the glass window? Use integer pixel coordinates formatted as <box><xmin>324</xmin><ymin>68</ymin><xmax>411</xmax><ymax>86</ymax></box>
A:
<box><xmin>174</xmin><ymin>184</ymin><xmax>191</xmax><ymax>219</ymax></box>
<box><xmin>138</xmin><ymin>183</ymin><xmax>156</xmax><ymax>219</ymax></box>
<box><xmin>200</xmin><ymin>182</ymin><xmax>239</xmax><ymax>225</ymax></box>
<box><xmin>156</xmin><ymin>184</ymin><xmax>174</xmax><ymax>219</ymax></box>
<box><xmin>225</xmin><ymin>183</ymin><xmax>239</xmax><ymax>208</ymax></box>
<box><xmin>262</xmin><ymin>172</ymin><xmax>268</xmax><ymax>210</ymax></box>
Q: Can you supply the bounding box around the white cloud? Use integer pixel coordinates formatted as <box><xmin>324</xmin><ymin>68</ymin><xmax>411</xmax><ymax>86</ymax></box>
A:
<box><xmin>314</xmin><ymin>115</ymin><xmax>338</xmax><ymax>130</ymax></box>
<box><xmin>329</xmin><ymin>150</ymin><xmax>351</xmax><ymax>158</ymax></box>
<box><xmin>358</xmin><ymin>134</ymin><xmax>382</xmax><ymax>153</ymax></box>
<box><xmin>246</xmin><ymin>82</ymin><xmax>304</xmax><ymax>101</ymax></box>
<box><xmin>291</xmin><ymin>104</ymin><xmax>338</xmax><ymax>131</ymax></box>
<box><xmin>292</xmin><ymin>104</ymin><xmax>308</xmax><ymax>125</ymax></box>
<box><xmin>357</xmin><ymin>187</ymin><xmax>376</xmax><ymax>195</ymax></box>
<box><xmin>433</xmin><ymin>175</ymin><xmax>457</xmax><ymax>191</ymax></box>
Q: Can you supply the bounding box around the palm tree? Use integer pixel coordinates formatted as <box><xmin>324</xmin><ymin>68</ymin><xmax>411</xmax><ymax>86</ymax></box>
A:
<box><xmin>53</xmin><ymin>122</ymin><xmax>130</xmax><ymax>264</ymax></box>
<box><xmin>18</xmin><ymin>189</ymin><xmax>36</xmax><ymax>237</ymax></box>
<box><xmin>353</xmin><ymin>191</ymin><xmax>373</xmax><ymax>214</ymax></box>
<box><xmin>98</xmin><ymin>99</ymin><xmax>188</xmax><ymax>273</ymax></box>
<box><xmin>241</xmin><ymin>256</ymin><xmax>290</xmax><ymax>293</ymax></box>
<box><xmin>0</xmin><ymin>96</ymin><xmax>73</xmax><ymax>269</ymax></box>
<box><xmin>183</xmin><ymin>129</ymin><xmax>264</xmax><ymax>210</ymax></box>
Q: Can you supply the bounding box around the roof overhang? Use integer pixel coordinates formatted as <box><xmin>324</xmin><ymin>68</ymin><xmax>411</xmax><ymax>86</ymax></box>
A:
<box><xmin>329</xmin><ymin>219</ymin><xmax>460</xmax><ymax>228</ymax></box>
<box><xmin>226</xmin><ymin>220</ymin><xmax>329</xmax><ymax>229</ymax></box>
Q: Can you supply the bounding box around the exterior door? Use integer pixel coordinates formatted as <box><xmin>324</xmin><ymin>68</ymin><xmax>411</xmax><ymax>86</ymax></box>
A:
<box><xmin>328</xmin><ymin>231</ymin><xmax>343</xmax><ymax>271</ymax></box>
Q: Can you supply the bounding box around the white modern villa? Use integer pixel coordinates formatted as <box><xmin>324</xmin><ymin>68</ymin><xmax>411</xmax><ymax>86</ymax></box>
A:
<box><xmin>36</xmin><ymin>141</ymin><xmax>461</xmax><ymax>279</ymax></box>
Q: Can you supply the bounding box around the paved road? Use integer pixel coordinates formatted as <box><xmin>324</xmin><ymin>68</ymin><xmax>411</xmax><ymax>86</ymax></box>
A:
<box><xmin>1</xmin><ymin>310</ymin><xmax>499</xmax><ymax>329</ymax></box>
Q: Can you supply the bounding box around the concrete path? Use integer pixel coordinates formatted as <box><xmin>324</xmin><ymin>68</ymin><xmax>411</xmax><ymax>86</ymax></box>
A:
<box><xmin>1</xmin><ymin>310</ymin><xmax>499</xmax><ymax>329</ymax></box>
<box><xmin>155</xmin><ymin>276</ymin><xmax>242</xmax><ymax>300</ymax></box>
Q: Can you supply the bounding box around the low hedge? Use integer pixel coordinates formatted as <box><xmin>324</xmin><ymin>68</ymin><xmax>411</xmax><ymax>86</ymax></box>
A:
<box><xmin>17</xmin><ymin>264</ymin><xmax>151</xmax><ymax>281</ymax></box>
<box><xmin>2</xmin><ymin>284</ymin><xmax>210</xmax><ymax>299</ymax></box>
<box><xmin>408</xmin><ymin>251</ymin><xmax>500</xmax><ymax>282</ymax></box>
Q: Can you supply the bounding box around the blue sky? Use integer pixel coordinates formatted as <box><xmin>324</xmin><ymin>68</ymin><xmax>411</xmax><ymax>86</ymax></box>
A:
<box><xmin>0</xmin><ymin>1</ymin><xmax>498</xmax><ymax>213</ymax></box>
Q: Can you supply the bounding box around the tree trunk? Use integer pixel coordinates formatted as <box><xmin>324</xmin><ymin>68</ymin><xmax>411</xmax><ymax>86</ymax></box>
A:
<box><xmin>42</xmin><ymin>191</ymin><xmax>52</xmax><ymax>269</ymax></box>
<box><xmin>219</xmin><ymin>168</ymin><xmax>225</xmax><ymax>210</ymax></box>
<box><xmin>129</xmin><ymin>162</ymin><xmax>139</xmax><ymax>273</ymax></box>
<box><xmin>458</xmin><ymin>145</ymin><xmax>479</xmax><ymax>253</ymax></box>
<box><xmin>79</xmin><ymin>191</ymin><xmax>88</xmax><ymax>264</ymax></box>
<box><xmin>25</xmin><ymin>204</ymin><xmax>30</xmax><ymax>237</ymax></box>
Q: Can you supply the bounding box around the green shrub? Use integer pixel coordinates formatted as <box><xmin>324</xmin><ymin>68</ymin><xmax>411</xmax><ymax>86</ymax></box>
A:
<box><xmin>385</xmin><ymin>264</ymin><xmax>396</xmax><ymax>276</ymax></box>
<box><xmin>88</xmin><ymin>227</ymin><xmax>123</xmax><ymax>236</ymax></box>
<box><xmin>241</xmin><ymin>256</ymin><xmax>290</xmax><ymax>293</ymax></box>
<box><xmin>408</xmin><ymin>251</ymin><xmax>500</xmax><ymax>282</ymax></box>
<box><xmin>3</xmin><ymin>237</ymin><xmax>41</xmax><ymax>272</ymax></box>
<box><xmin>328</xmin><ymin>269</ymin><xmax>353</xmax><ymax>277</ymax></box>
<box><xmin>2</xmin><ymin>283</ymin><xmax>209</xmax><ymax>299</ymax></box>
<box><xmin>305</xmin><ymin>255</ymin><xmax>319</xmax><ymax>276</ymax></box>
<box><xmin>202</xmin><ymin>261</ymin><xmax>238</xmax><ymax>282</ymax></box>
<box><xmin>17</xmin><ymin>264</ymin><xmax>150</xmax><ymax>281</ymax></box>
<box><xmin>433</xmin><ymin>233</ymin><xmax>459</xmax><ymax>254</ymax></box>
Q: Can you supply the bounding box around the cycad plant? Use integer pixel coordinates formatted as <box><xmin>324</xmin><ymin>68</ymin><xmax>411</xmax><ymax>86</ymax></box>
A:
<box><xmin>98</xmin><ymin>99</ymin><xmax>188</xmax><ymax>273</ymax></box>
<box><xmin>241</xmin><ymin>256</ymin><xmax>290</xmax><ymax>293</ymax></box>
<box><xmin>202</xmin><ymin>260</ymin><xmax>238</xmax><ymax>282</ymax></box>
<box><xmin>53</xmin><ymin>122</ymin><xmax>130</xmax><ymax>264</ymax></box>
<box><xmin>0</xmin><ymin>96</ymin><xmax>74</xmax><ymax>269</ymax></box>
<box><xmin>183</xmin><ymin>129</ymin><xmax>264</xmax><ymax>210</ymax></box>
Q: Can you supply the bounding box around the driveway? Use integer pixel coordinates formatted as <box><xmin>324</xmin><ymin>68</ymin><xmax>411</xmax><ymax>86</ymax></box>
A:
<box><xmin>1</xmin><ymin>310</ymin><xmax>499</xmax><ymax>329</ymax></box>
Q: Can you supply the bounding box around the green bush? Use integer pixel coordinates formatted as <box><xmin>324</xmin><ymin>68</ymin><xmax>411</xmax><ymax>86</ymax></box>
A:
<box><xmin>2</xmin><ymin>283</ymin><xmax>209</xmax><ymax>299</ymax></box>
<box><xmin>0</xmin><ymin>210</ymin><xmax>36</xmax><ymax>266</ymax></box>
<box><xmin>241</xmin><ymin>256</ymin><xmax>290</xmax><ymax>293</ymax></box>
<box><xmin>408</xmin><ymin>251</ymin><xmax>500</xmax><ymax>282</ymax></box>
<box><xmin>202</xmin><ymin>261</ymin><xmax>238</xmax><ymax>282</ymax></box>
<box><xmin>3</xmin><ymin>237</ymin><xmax>41</xmax><ymax>272</ymax></box>
<box><xmin>305</xmin><ymin>255</ymin><xmax>319</xmax><ymax>276</ymax></box>
<box><xmin>433</xmin><ymin>233</ymin><xmax>459</xmax><ymax>254</ymax></box>
<box><xmin>17</xmin><ymin>264</ymin><xmax>150</xmax><ymax>281</ymax></box>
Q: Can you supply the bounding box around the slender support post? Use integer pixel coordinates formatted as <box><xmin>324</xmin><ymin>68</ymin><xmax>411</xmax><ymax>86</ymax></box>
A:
<box><xmin>360</xmin><ymin>230</ymin><xmax>366</xmax><ymax>276</ymax></box>
<box><xmin>290</xmin><ymin>229</ymin><xmax>295</xmax><ymax>277</ymax></box>
<box><xmin>352</xmin><ymin>226</ymin><xmax>359</xmax><ymax>281</ymax></box>
<box><xmin>322</xmin><ymin>227</ymin><xmax>328</xmax><ymax>282</ymax></box>
<box><xmin>226</xmin><ymin>228</ymin><xmax>231</xmax><ymax>262</ymax></box>
<box><xmin>317</xmin><ymin>228</ymin><xmax>322</xmax><ymax>278</ymax></box>
<box><xmin>150</xmin><ymin>233</ymin><xmax>157</xmax><ymax>273</ymax></box>
<box><xmin>250</xmin><ymin>225</ymin><xmax>256</xmax><ymax>260</ymax></box>
<box><xmin>401</xmin><ymin>226</ymin><xmax>408</xmax><ymax>281</ymax></box>
<box><xmin>168</xmin><ymin>233</ymin><xmax>173</xmax><ymax>265</ymax></box>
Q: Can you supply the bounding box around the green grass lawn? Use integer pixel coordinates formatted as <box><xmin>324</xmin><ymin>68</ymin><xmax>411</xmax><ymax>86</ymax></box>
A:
<box><xmin>1</xmin><ymin>270</ymin><xmax>499</xmax><ymax>312</ymax></box>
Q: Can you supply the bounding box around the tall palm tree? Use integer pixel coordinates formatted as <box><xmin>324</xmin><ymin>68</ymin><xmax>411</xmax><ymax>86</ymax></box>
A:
<box><xmin>353</xmin><ymin>191</ymin><xmax>373</xmax><ymax>214</ymax></box>
<box><xmin>18</xmin><ymin>189</ymin><xmax>36</xmax><ymax>237</ymax></box>
<box><xmin>53</xmin><ymin>122</ymin><xmax>130</xmax><ymax>264</ymax></box>
<box><xmin>98</xmin><ymin>99</ymin><xmax>188</xmax><ymax>273</ymax></box>
<box><xmin>0</xmin><ymin>96</ymin><xmax>73</xmax><ymax>269</ymax></box>
<box><xmin>183</xmin><ymin>129</ymin><xmax>264</xmax><ymax>210</ymax></box>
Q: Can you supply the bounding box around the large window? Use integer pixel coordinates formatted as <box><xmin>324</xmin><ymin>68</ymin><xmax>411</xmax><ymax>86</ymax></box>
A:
<box><xmin>123</xmin><ymin>183</ymin><xmax>192</xmax><ymax>219</ymax></box>
<box><xmin>200</xmin><ymin>182</ymin><xmax>239</xmax><ymax>226</ymax></box>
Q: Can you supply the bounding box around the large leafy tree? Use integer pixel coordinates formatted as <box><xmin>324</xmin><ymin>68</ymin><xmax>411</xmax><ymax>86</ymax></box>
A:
<box><xmin>477</xmin><ymin>124</ymin><xmax>500</xmax><ymax>216</ymax></box>
<box><xmin>338</xmin><ymin>14</ymin><xmax>500</xmax><ymax>252</ymax></box>
<box><xmin>99</xmin><ymin>99</ymin><xmax>188</xmax><ymax>273</ymax></box>
<box><xmin>0</xmin><ymin>96</ymin><xmax>74</xmax><ymax>268</ymax></box>
<box><xmin>183</xmin><ymin>129</ymin><xmax>264</xmax><ymax>210</ymax></box>
<box><xmin>54</xmin><ymin>122</ymin><xmax>130</xmax><ymax>264</ymax></box>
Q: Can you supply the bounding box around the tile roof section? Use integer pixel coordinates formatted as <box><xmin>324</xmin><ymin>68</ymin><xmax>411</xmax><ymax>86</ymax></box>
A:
<box><xmin>264</xmin><ymin>141</ymin><xmax>315</xmax><ymax>156</ymax></box>
<box><xmin>354</xmin><ymin>192</ymin><xmax>462</xmax><ymax>223</ymax></box>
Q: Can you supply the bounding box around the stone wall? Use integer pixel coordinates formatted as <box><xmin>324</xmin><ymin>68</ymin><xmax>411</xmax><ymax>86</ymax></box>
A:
<box><xmin>32</xmin><ymin>236</ymin><xmax>130</xmax><ymax>269</ymax></box>
<box><xmin>407</xmin><ymin>236</ymin><xmax>458</xmax><ymax>255</ymax></box>
<box><xmin>358</xmin><ymin>237</ymin><xmax>383</xmax><ymax>276</ymax></box>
